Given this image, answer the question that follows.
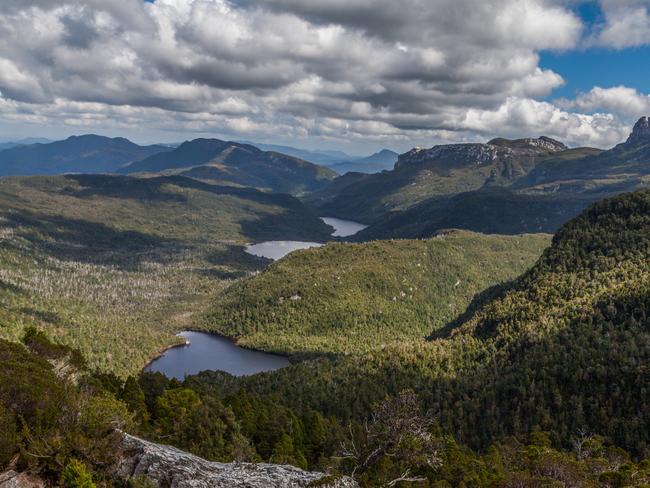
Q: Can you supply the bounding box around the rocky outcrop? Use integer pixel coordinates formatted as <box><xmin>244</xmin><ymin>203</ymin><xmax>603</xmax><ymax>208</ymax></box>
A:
<box><xmin>117</xmin><ymin>434</ymin><xmax>357</xmax><ymax>488</ymax></box>
<box><xmin>626</xmin><ymin>116</ymin><xmax>650</xmax><ymax>143</ymax></box>
<box><xmin>395</xmin><ymin>136</ymin><xmax>567</xmax><ymax>170</ymax></box>
<box><xmin>0</xmin><ymin>471</ymin><xmax>44</xmax><ymax>488</ymax></box>
<box><xmin>487</xmin><ymin>136</ymin><xmax>567</xmax><ymax>153</ymax></box>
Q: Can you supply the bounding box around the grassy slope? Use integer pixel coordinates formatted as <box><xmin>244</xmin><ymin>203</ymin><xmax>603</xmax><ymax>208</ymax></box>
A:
<box><xmin>0</xmin><ymin>174</ymin><xmax>332</xmax><ymax>375</ymax></box>
<box><xmin>193</xmin><ymin>190</ymin><xmax>650</xmax><ymax>455</ymax></box>
<box><xmin>201</xmin><ymin>231</ymin><xmax>550</xmax><ymax>356</ymax></box>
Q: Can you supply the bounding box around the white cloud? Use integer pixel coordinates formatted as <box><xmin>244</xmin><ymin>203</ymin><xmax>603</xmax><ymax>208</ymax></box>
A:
<box><xmin>463</xmin><ymin>97</ymin><xmax>629</xmax><ymax>147</ymax></box>
<box><xmin>0</xmin><ymin>0</ymin><xmax>639</xmax><ymax>151</ymax></box>
<box><xmin>559</xmin><ymin>86</ymin><xmax>650</xmax><ymax>119</ymax></box>
<box><xmin>590</xmin><ymin>0</ymin><xmax>650</xmax><ymax>48</ymax></box>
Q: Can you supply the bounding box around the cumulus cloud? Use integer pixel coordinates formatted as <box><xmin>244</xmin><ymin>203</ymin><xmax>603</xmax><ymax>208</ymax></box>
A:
<box><xmin>590</xmin><ymin>0</ymin><xmax>650</xmax><ymax>48</ymax></box>
<box><xmin>559</xmin><ymin>86</ymin><xmax>650</xmax><ymax>119</ymax></box>
<box><xmin>0</xmin><ymin>0</ymin><xmax>638</xmax><ymax>150</ymax></box>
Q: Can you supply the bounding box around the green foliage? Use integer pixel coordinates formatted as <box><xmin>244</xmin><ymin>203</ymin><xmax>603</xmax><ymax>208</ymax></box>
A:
<box><xmin>0</xmin><ymin>333</ymin><xmax>132</xmax><ymax>484</ymax></box>
<box><xmin>0</xmin><ymin>404</ymin><xmax>18</xmax><ymax>468</ymax></box>
<box><xmin>152</xmin><ymin>387</ymin><xmax>253</xmax><ymax>461</ymax></box>
<box><xmin>121</xmin><ymin>376</ymin><xmax>149</xmax><ymax>425</ymax></box>
<box><xmin>193</xmin><ymin>190</ymin><xmax>650</xmax><ymax>459</ymax></box>
<box><xmin>202</xmin><ymin>231</ymin><xmax>550</xmax><ymax>355</ymax></box>
<box><xmin>60</xmin><ymin>458</ymin><xmax>96</xmax><ymax>488</ymax></box>
<box><xmin>270</xmin><ymin>434</ymin><xmax>308</xmax><ymax>469</ymax></box>
<box><xmin>0</xmin><ymin>174</ymin><xmax>332</xmax><ymax>375</ymax></box>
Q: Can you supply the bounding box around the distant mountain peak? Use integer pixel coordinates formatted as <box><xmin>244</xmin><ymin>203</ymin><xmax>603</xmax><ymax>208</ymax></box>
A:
<box><xmin>626</xmin><ymin>116</ymin><xmax>650</xmax><ymax>143</ymax></box>
<box><xmin>487</xmin><ymin>136</ymin><xmax>567</xmax><ymax>152</ymax></box>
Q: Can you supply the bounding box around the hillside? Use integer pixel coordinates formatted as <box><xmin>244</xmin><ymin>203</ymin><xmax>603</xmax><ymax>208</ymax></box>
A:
<box><xmin>333</xmin><ymin>119</ymin><xmax>650</xmax><ymax>239</ymax></box>
<box><xmin>122</xmin><ymin>138</ymin><xmax>337</xmax><ymax>194</ymax></box>
<box><xmin>328</xmin><ymin>149</ymin><xmax>399</xmax><ymax>174</ymax></box>
<box><xmin>0</xmin><ymin>135</ymin><xmax>170</xmax><ymax>176</ymax></box>
<box><xmin>195</xmin><ymin>190</ymin><xmax>650</xmax><ymax>457</ymax></box>
<box><xmin>0</xmin><ymin>174</ymin><xmax>332</xmax><ymax>375</ymax></box>
<box><xmin>202</xmin><ymin>232</ymin><xmax>550</xmax><ymax>356</ymax></box>
<box><xmin>313</xmin><ymin>136</ymin><xmax>577</xmax><ymax>223</ymax></box>
<box><xmin>242</xmin><ymin>141</ymin><xmax>356</xmax><ymax>166</ymax></box>
<box><xmin>517</xmin><ymin>116</ymin><xmax>650</xmax><ymax>195</ymax></box>
<box><xmin>355</xmin><ymin>187</ymin><xmax>591</xmax><ymax>239</ymax></box>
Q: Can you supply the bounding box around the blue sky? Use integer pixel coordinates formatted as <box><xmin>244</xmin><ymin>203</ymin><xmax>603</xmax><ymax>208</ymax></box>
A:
<box><xmin>542</xmin><ymin>46</ymin><xmax>650</xmax><ymax>101</ymax></box>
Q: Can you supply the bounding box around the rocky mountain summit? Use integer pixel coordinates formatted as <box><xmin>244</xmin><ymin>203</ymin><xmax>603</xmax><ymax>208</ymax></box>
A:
<box><xmin>626</xmin><ymin>116</ymin><xmax>650</xmax><ymax>143</ymax></box>
<box><xmin>395</xmin><ymin>136</ymin><xmax>567</xmax><ymax>170</ymax></box>
<box><xmin>116</xmin><ymin>434</ymin><xmax>358</xmax><ymax>488</ymax></box>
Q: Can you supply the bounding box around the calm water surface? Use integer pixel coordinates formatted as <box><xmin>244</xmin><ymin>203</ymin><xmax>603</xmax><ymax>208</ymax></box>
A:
<box><xmin>320</xmin><ymin>217</ymin><xmax>368</xmax><ymax>237</ymax></box>
<box><xmin>145</xmin><ymin>331</ymin><xmax>290</xmax><ymax>379</ymax></box>
<box><xmin>244</xmin><ymin>217</ymin><xmax>367</xmax><ymax>260</ymax></box>
<box><xmin>245</xmin><ymin>241</ymin><xmax>323</xmax><ymax>260</ymax></box>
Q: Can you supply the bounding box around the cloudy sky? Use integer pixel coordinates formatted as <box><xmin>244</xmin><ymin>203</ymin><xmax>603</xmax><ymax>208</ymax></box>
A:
<box><xmin>0</xmin><ymin>0</ymin><xmax>649</xmax><ymax>153</ymax></box>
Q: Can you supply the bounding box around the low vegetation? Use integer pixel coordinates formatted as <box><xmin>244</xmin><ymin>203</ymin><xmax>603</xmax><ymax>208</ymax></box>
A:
<box><xmin>0</xmin><ymin>174</ymin><xmax>331</xmax><ymax>375</ymax></box>
<box><xmin>202</xmin><ymin>231</ymin><xmax>550</xmax><ymax>356</ymax></box>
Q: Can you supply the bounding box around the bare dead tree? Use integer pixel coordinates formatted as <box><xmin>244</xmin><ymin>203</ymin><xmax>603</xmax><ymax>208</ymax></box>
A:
<box><xmin>338</xmin><ymin>390</ymin><xmax>442</xmax><ymax>487</ymax></box>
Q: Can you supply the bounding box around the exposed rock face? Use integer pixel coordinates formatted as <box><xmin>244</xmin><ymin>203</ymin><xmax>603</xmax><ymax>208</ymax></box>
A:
<box><xmin>117</xmin><ymin>434</ymin><xmax>358</xmax><ymax>488</ymax></box>
<box><xmin>0</xmin><ymin>471</ymin><xmax>45</xmax><ymax>488</ymax></box>
<box><xmin>395</xmin><ymin>136</ymin><xmax>567</xmax><ymax>170</ymax></box>
<box><xmin>626</xmin><ymin>116</ymin><xmax>650</xmax><ymax>143</ymax></box>
<box><xmin>487</xmin><ymin>136</ymin><xmax>568</xmax><ymax>153</ymax></box>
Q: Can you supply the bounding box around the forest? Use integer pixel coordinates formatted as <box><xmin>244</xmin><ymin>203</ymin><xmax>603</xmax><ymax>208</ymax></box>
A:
<box><xmin>2</xmin><ymin>329</ymin><xmax>649</xmax><ymax>487</ymax></box>
<box><xmin>2</xmin><ymin>189</ymin><xmax>650</xmax><ymax>486</ymax></box>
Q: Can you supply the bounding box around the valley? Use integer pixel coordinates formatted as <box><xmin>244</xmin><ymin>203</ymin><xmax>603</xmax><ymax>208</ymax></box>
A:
<box><xmin>0</xmin><ymin>173</ymin><xmax>331</xmax><ymax>375</ymax></box>
<box><xmin>4</xmin><ymin>3</ymin><xmax>650</xmax><ymax>486</ymax></box>
<box><xmin>1</xmin><ymin>122</ymin><xmax>650</xmax><ymax>487</ymax></box>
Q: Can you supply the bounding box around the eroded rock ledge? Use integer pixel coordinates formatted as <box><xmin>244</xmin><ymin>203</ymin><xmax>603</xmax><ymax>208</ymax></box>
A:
<box><xmin>117</xmin><ymin>434</ymin><xmax>357</xmax><ymax>488</ymax></box>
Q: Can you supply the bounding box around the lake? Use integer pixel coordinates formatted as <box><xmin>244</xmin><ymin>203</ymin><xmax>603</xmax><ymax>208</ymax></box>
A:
<box><xmin>244</xmin><ymin>217</ymin><xmax>367</xmax><ymax>260</ymax></box>
<box><xmin>245</xmin><ymin>240</ymin><xmax>323</xmax><ymax>260</ymax></box>
<box><xmin>320</xmin><ymin>217</ymin><xmax>368</xmax><ymax>237</ymax></box>
<box><xmin>144</xmin><ymin>331</ymin><xmax>290</xmax><ymax>380</ymax></box>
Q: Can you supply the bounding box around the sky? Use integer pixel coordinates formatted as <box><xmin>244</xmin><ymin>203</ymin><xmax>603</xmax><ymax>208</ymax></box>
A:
<box><xmin>0</xmin><ymin>0</ymin><xmax>649</xmax><ymax>154</ymax></box>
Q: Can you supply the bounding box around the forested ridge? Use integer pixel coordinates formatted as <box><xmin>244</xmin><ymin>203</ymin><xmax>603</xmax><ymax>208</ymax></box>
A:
<box><xmin>192</xmin><ymin>189</ymin><xmax>650</xmax><ymax>465</ymax></box>
<box><xmin>201</xmin><ymin>231</ymin><xmax>550</xmax><ymax>356</ymax></box>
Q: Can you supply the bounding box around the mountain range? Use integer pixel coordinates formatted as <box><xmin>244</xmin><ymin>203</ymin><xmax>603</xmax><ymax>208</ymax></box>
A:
<box><xmin>0</xmin><ymin>135</ymin><xmax>170</xmax><ymax>176</ymax></box>
<box><xmin>121</xmin><ymin>138</ymin><xmax>337</xmax><ymax>194</ymax></box>
<box><xmin>244</xmin><ymin>142</ymin><xmax>399</xmax><ymax>174</ymax></box>
<box><xmin>0</xmin><ymin>137</ymin><xmax>51</xmax><ymax>150</ymax></box>
<box><xmin>313</xmin><ymin>117</ymin><xmax>650</xmax><ymax>239</ymax></box>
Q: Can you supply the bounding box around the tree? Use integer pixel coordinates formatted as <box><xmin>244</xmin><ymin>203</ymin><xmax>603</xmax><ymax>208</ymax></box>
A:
<box><xmin>121</xmin><ymin>376</ymin><xmax>149</xmax><ymax>425</ymax></box>
<box><xmin>60</xmin><ymin>458</ymin><xmax>95</xmax><ymax>488</ymax></box>
<box><xmin>270</xmin><ymin>433</ymin><xmax>308</xmax><ymax>469</ymax></box>
<box><xmin>339</xmin><ymin>390</ymin><xmax>442</xmax><ymax>487</ymax></box>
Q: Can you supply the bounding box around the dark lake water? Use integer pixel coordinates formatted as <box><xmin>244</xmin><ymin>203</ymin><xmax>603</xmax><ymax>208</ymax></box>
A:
<box><xmin>144</xmin><ymin>331</ymin><xmax>290</xmax><ymax>379</ymax></box>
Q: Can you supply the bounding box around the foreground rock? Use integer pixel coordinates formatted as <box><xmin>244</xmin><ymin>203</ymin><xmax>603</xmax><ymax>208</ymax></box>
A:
<box><xmin>0</xmin><ymin>471</ymin><xmax>44</xmax><ymax>488</ymax></box>
<box><xmin>117</xmin><ymin>434</ymin><xmax>357</xmax><ymax>488</ymax></box>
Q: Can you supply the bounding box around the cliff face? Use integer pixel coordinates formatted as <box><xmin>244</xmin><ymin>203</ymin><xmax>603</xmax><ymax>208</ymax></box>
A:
<box><xmin>117</xmin><ymin>434</ymin><xmax>358</xmax><ymax>488</ymax></box>
<box><xmin>395</xmin><ymin>136</ymin><xmax>567</xmax><ymax>170</ymax></box>
<box><xmin>626</xmin><ymin>116</ymin><xmax>650</xmax><ymax>143</ymax></box>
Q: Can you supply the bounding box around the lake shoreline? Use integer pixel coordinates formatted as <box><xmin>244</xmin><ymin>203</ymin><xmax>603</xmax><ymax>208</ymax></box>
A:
<box><xmin>141</xmin><ymin>328</ymin><xmax>295</xmax><ymax>381</ymax></box>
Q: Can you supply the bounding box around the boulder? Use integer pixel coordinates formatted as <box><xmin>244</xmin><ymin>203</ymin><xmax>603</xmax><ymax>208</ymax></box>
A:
<box><xmin>117</xmin><ymin>434</ymin><xmax>357</xmax><ymax>488</ymax></box>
